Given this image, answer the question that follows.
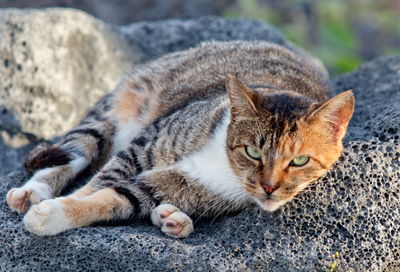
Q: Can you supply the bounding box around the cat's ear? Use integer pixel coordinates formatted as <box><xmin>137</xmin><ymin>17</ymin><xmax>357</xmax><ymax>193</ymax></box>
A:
<box><xmin>308</xmin><ymin>90</ymin><xmax>355</xmax><ymax>142</ymax></box>
<box><xmin>225</xmin><ymin>74</ymin><xmax>260</xmax><ymax>118</ymax></box>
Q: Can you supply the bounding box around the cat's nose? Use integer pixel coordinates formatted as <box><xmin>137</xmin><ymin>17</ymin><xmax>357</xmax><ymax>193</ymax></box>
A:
<box><xmin>261</xmin><ymin>183</ymin><xmax>278</xmax><ymax>195</ymax></box>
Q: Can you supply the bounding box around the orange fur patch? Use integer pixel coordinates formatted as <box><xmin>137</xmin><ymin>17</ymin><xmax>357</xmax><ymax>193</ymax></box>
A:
<box><xmin>114</xmin><ymin>87</ymin><xmax>146</xmax><ymax>122</ymax></box>
<box><xmin>62</xmin><ymin>188</ymin><xmax>130</xmax><ymax>227</ymax></box>
<box><xmin>70</xmin><ymin>184</ymin><xmax>97</xmax><ymax>198</ymax></box>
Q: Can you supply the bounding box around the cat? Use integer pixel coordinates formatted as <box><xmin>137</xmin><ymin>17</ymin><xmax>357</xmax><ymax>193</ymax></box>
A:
<box><xmin>6</xmin><ymin>41</ymin><xmax>354</xmax><ymax>238</ymax></box>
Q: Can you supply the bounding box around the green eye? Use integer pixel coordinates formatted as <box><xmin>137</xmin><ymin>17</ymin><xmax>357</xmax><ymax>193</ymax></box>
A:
<box><xmin>289</xmin><ymin>155</ymin><xmax>309</xmax><ymax>167</ymax></box>
<box><xmin>245</xmin><ymin>146</ymin><xmax>261</xmax><ymax>160</ymax></box>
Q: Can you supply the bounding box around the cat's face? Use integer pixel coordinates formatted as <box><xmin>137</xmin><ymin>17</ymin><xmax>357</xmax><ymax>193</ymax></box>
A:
<box><xmin>225</xmin><ymin>75</ymin><xmax>354</xmax><ymax>211</ymax></box>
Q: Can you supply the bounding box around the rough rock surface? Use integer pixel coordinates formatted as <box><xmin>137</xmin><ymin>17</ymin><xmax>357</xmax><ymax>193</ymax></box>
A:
<box><xmin>0</xmin><ymin>8</ymin><xmax>136</xmax><ymax>139</ymax></box>
<box><xmin>0</xmin><ymin>9</ymin><xmax>399</xmax><ymax>272</ymax></box>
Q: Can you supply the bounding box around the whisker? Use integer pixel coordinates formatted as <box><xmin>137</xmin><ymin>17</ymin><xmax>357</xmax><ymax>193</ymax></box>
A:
<box><xmin>193</xmin><ymin>190</ymin><xmax>246</xmax><ymax>224</ymax></box>
<box><xmin>210</xmin><ymin>193</ymin><xmax>248</xmax><ymax>224</ymax></box>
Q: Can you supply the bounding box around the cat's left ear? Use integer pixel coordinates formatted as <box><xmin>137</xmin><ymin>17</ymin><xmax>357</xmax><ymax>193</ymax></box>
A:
<box><xmin>225</xmin><ymin>74</ymin><xmax>260</xmax><ymax>119</ymax></box>
<box><xmin>308</xmin><ymin>90</ymin><xmax>355</xmax><ymax>142</ymax></box>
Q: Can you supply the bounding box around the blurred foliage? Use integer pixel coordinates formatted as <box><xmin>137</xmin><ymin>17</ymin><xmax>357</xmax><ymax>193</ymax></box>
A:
<box><xmin>224</xmin><ymin>0</ymin><xmax>400</xmax><ymax>76</ymax></box>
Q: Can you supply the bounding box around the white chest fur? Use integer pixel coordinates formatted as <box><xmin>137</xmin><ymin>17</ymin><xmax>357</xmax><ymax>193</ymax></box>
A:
<box><xmin>177</xmin><ymin>114</ymin><xmax>247</xmax><ymax>201</ymax></box>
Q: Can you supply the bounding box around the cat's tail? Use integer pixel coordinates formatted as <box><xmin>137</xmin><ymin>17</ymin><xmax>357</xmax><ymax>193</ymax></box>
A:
<box><xmin>24</xmin><ymin>142</ymin><xmax>71</xmax><ymax>177</ymax></box>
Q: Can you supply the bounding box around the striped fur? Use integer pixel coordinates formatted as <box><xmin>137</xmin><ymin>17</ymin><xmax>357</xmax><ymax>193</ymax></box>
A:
<box><xmin>6</xmin><ymin>41</ymin><xmax>354</xmax><ymax>237</ymax></box>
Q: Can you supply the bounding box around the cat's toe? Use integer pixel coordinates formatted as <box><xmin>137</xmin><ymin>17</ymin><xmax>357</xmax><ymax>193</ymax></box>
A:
<box><xmin>23</xmin><ymin>199</ymin><xmax>71</xmax><ymax>236</ymax></box>
<box><xmin>7</xmin><ymin>187</ymin><xmax>33</xmax><ymax>213</ymax></box>
<box><xmin>150</xmin><ymin>203</ymin><xmax>179</xmax><ymax>227</ymax></box>
<box><xmin>160</xmin><ymin>211</ymin><xmax>194</xmax><ymax>238</ymax></box>
<box><xmin>6</xmin><ymin>182</ymin><xmax>52</xmax><ymax>214</ymax></box>
<box><xmin>151</xmin><ymin>204</ymin><xmax>194</xmax><ymax>238</ymax></box>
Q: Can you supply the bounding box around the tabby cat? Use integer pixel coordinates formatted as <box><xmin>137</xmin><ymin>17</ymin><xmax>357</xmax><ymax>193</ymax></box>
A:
<box><xmin>6</xmin><ymin>41</ymin><xmax>354</xmax><ymax>238</ymax></box>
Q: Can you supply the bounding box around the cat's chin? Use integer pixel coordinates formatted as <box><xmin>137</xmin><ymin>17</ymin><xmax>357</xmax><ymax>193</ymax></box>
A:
<box><xmin>258</xmin><ymin>199</ymin><xmax>285</xmax><ymax>212</ymax></box>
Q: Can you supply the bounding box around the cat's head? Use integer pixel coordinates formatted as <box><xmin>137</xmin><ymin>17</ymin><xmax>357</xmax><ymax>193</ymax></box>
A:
<box><xmin>225</xmin><ymin>75</ymin><xmax>354</xmax><ymax>211</ymax></box>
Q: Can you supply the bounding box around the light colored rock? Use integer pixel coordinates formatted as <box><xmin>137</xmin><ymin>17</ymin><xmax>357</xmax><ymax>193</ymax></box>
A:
<box><xmin>0</xmin><ymin>8</ymin><xmax>137</xmax><ymax>139</ymax></box>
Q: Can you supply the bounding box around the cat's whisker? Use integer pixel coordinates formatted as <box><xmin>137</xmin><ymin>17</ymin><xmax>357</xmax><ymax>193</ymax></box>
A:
<box><xmin>233</xmin><ymin>175</ymin><xmax>257</xmax><ymax>186</ymax></box>
<box><xmin>232</xmin><ymin>175</ymin><xmax>248</xmax><ymax>182</ymax></box>
<box><xmin>194</xmin><ymin>190</ymin><xmax>247</xmax><ymax>224</ymax></box>
<box><xmin>193</xmin><ymin>191</ymin><xmax>238</xmax><ymax>221</ymax></box>
<box><xmin>298</xmin><ymin>189</ymin><xmax>313</xmax><ymax>194</ymax></box>
<box><xmin>210</xmin><ymin>193</ymin><xmax>248</xmax><ymax>224</ymax></box>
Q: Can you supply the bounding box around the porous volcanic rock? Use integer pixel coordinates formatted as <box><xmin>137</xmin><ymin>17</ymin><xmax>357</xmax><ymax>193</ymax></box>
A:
<box><xmin>0</xmin><ymin>9</ymin><xmax>399</xmax><ymax>272</ymax></box>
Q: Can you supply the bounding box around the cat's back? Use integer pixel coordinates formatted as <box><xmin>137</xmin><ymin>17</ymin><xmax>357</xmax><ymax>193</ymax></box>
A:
<box><xmin>114</xmin><ymin>41</ymin><xmax>331</xmax><ymax>125</ymax></box>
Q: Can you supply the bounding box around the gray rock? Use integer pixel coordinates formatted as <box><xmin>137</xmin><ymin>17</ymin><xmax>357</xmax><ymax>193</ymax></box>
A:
<box><xmin>0</xmin><ymin>0</ymin><xmax>233</xmax><ymax>25</ymax></box>
<box><xmin>0</xmin><ymin>105</ymin><xmax>39</xmax><ymax>176</ymax></box>
<box><xmin>120</xmin><ymin>16</ymin><xmax>296</xmax><ymax>63</ymax></box>
<box><xmin>0</xmin><ymin>8</ymin><xmax>399</xmax><ymax>272</ymax></box>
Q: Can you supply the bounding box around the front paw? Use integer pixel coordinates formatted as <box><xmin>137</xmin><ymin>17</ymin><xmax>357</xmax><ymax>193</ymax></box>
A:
<box><xmin>23</xmin><ymin>199</ymin><xmax>72</xmax><ymax>236</ymax></box>
<box><xmin>6</xmin><ymin>182</ymin><xmax>52</xmax><ymax>213</ymax></box>
<box><xmin>151</xmin><ymin>204</ymin><xmax>194</xmax><ymax>238</ymax></box>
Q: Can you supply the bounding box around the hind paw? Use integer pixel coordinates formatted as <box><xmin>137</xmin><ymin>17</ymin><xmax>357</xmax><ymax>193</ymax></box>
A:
<box><xmin>151</xmin><ymin>204</ymin><xmax>194</xmax><ymax>238</ymax></box>
<box><xmin>23</xmin><ymin>199</ymin><xmax>71</xmax><ymax>236</ymax></box>
<box><xmin>6</xmin><ymin>182</ymin><xmax>52</xmax><ymax>213</ymax></box>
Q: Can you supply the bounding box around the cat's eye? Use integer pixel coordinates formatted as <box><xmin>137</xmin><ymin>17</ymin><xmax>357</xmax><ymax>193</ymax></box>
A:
<box><xmin>289</xmin><ymin>155</ymin><xmax>309</xmax><ymax>167</ymax></box>
<box><xmin>245</xmin><ymin>146</ymin><xmax>261</xmax><ymax>160</ymax></box>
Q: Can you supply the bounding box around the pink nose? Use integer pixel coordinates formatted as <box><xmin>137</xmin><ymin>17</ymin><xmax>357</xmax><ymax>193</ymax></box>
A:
<box><xmin>262</xmin><ymin>183</ymin><xmax>278</xmax><ymax>194</ymax></box>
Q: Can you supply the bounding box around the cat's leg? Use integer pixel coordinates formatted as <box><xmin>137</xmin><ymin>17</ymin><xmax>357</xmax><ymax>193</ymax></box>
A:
<box><xmin>23</xmin><ymin>186</ymin><xmax>133</xmax><ymax>236</ymax></box>
<box><xmin>150</xmin><ymin>204</ymin><xmax>194</xmax><ymax>238</ymax></box>
<box><xmin>21</xmin><ymin>162</ymin><xmax>195</xmax><ymax>236</ymax></box>
<box><xmin>142</xmin><ymin>168</ymin><xmax>247</xmax><ymax>238</ymax></box>
<box><xmin>22</xmin><ymin>150</ymin><xmax>157</xmax><ymax>235</ymax></box>
<box><xmin>6</xmin><ymin>95</ymin><xmax>117</xmax><ymax>213</ymax></box>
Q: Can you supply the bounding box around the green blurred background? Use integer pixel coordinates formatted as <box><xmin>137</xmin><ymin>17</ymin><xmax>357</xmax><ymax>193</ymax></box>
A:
<box><xmin>225</xmin><ymin>0</ymin><xmax>400</xmax><ymax>75</ymax></box>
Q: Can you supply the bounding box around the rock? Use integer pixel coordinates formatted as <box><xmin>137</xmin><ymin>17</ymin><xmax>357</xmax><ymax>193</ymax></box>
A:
<box><xmin>0</xmin><ymin>8</ymin><xmax>399</xmax><ymax>272</ymax></box>
<box><xmin>0</xmin><ymin>0</ymin><xmax>233</xmax><ymax>25</ymax></box>
<box><xmin>0</xmin><ymin>104</ymin><xmax>39</xmax><ymax>176</ymax></box>
<box><xmin>120</xmin><ymin>16</ymin><xmax>298</xmax><ymax>63</ymax></box>
<box><xmin>0</xmin><ymin>8</ymin><xmax>137</xmax><ymax>140</ymax></box>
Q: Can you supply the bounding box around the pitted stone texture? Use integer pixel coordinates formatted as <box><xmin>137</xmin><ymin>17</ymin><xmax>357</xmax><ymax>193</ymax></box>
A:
<box><xmin>0</xmin><ymin>8</ymin><xmax>137</xmax><ymax>139</ymax></box>
<box><xmin>1</xmin><ymin>55</ymin><xmax>399</xmax><ymax>271</ymax></box>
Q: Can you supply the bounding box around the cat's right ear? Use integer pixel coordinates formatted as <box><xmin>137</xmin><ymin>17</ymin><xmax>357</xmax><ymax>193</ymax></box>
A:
<box><xmin>225</xmin><ymin>74</ymin><xmax>260</xmax><ymax>119</ymax></box>
<box><xmin>308</xmin><ymin>90</ymin><xmax>355</xmax><ymax>143</ymax></box>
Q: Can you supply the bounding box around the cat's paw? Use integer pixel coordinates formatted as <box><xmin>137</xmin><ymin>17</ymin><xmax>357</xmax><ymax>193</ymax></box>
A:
<box><xmin>23</xmin><ymin>199</ymin><xmax>72</xmax><ymax>236</ymax></box>
<box><xmin>6</xmin><ymin>181</ymin><xmax>52</xmax><ymax>213</ymax></box>
<box><xmin>150</xmin><ymin>204</ymin><xmax>194</xmax><ymax>238</ymax></box>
